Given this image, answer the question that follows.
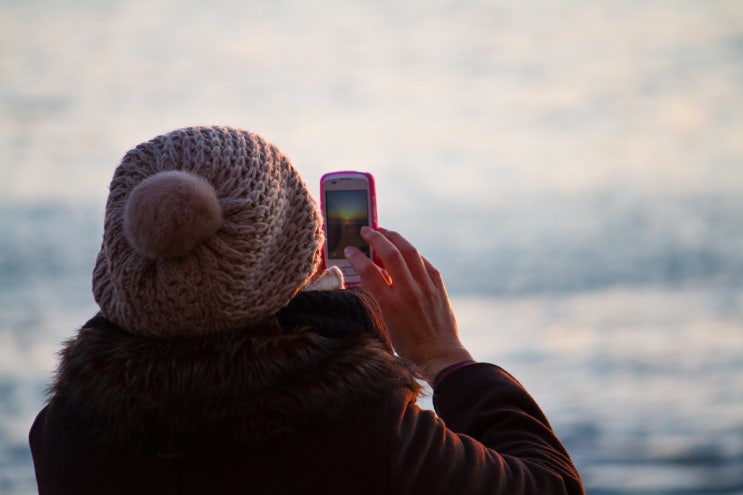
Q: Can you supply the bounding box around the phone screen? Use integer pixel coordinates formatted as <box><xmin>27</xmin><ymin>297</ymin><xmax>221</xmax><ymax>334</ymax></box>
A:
<box><xmin>324</xmin><ymin>189</ymin><xmax>370</xmax><ymax>259</ymax></box>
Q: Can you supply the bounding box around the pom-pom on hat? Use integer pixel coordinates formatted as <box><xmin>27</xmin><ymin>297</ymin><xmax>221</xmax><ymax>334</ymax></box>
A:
<box><xmin>92</xmin><ymin>126</ymin><xmax>324</xmax><ymax>336</ymax></box>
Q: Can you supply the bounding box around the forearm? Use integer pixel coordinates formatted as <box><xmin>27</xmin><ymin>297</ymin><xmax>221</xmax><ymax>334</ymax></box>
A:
<box><xmin>433</xmin><ymin>363</ymin><xmax>585</xmax><ymax>494</ymax></box>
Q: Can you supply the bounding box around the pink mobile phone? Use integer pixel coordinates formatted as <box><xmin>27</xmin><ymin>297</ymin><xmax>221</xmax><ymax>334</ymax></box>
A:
<box><xmin>320</xmin><ymin>171</ymin><xmax>378</xmax><ymax>286</ymax></box>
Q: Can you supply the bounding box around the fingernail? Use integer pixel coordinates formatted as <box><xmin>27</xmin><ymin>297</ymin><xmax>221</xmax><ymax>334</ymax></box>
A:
<box><xmin>344</xmin><ymin>246</ymin><xmax>356</xmax><ymax>258</ymax></box>
<box><xmin>360</xmin><ymin>226</ymin><xmax>373</xmax><ymax>236</ymax></box>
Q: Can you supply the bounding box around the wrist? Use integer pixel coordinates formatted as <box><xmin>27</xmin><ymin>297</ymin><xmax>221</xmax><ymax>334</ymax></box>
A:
<box><xmin>419</xmin><ymin>346</ymin><xmax>474</xmax><ymax>385</ymax></box>
<box><xmin>432</xmin><ymin>359</ymin><xmax>477</xmax><ymax>389</ymax></box>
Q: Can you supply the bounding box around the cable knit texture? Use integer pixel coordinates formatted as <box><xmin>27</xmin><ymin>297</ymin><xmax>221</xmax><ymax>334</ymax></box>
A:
<box><xmin>92</xmin><ymin>126</ymin><xmax>324</xmax><ymax>336</ymax></box>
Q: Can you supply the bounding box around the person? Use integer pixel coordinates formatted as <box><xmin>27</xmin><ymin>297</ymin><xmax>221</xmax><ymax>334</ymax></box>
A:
<box><xmin>29</xmin><ymin>126</ymin><xmax>585</xmax><ymax>494</ymax></box>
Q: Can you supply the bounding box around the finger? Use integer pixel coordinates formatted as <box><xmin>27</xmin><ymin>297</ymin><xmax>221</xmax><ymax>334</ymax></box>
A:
<box><xmin>360</xmin><ymin>227</ymin><xmax>413</xmax><ymax>285</ymax></box>
<box><xmin>380</xmin><ymin>230</ymin><xmax>431</xmax><ymax>284</ymax></box>
<box><xmin>344</xmin><ymin>245</ymin><xmax>390</xmax><ymax>296</ymax></box>
<box><xmin>421</xmin><ymin>255</ymin><xmax>445</xmax><ymax>289</ymax></box>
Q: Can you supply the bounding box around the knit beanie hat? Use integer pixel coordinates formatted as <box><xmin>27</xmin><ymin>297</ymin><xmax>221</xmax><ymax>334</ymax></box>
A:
<box><xmin>92</xmin><ymin>126</ymin><xmax>324</xmax><ymax>337</ymax></box>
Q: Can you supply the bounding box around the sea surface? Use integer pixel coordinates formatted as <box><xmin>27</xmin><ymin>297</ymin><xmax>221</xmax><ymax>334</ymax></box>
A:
<box><xmin>2</xmin><ymin>1</ymin><xmax>742</xmax><ymax>493</ymax></box>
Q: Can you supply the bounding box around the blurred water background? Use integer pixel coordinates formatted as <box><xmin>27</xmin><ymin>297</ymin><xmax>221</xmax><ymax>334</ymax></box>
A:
<box><xmin>2</xmin><ymin>0</ymin><xmax>742</xmax><ymax>493</ymax></box>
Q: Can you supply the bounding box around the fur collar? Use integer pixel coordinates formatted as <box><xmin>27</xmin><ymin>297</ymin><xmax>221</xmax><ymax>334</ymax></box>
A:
<box><xmin>49</xmin><ymin>288</ymin><xmax>421</xmax><ymax>456</ymax></box>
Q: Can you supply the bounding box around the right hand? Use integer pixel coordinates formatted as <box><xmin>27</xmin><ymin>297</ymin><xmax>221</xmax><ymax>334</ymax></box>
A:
<box><xmin>344</xmin><ymin>227</ymin><xmax>473</xmax><ymax>384</ymax></box>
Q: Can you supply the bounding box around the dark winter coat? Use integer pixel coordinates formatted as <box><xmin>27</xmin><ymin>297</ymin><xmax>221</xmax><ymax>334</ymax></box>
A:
<box><xmin>30</xmin><ymin>288</ymin><xmax>584</xmax><ymax>494</ymax></box>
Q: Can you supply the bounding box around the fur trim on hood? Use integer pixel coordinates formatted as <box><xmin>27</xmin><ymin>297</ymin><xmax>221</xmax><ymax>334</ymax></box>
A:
<box><xmin>48</xmin><ymin>288</ymin><xmax>421</xmax><ymax>456</ymax></box>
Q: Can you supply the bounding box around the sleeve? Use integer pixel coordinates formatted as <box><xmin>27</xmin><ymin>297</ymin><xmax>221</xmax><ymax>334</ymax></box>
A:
<box><xmin>387</xmin><ymin>363</ymin><xmax>584</xmax><ymax>495</ymax></box>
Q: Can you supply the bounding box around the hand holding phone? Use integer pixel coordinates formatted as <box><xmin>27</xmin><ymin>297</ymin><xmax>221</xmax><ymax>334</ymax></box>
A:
<box><xmin>320</xmin><ymin>171</ymin><xmax>377</xmax><ymax>286</ymax></box>
<box><xmin>344</xmin><ymin>227</ymin><xmax>473</xmax><ymax>383</ymax></box>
